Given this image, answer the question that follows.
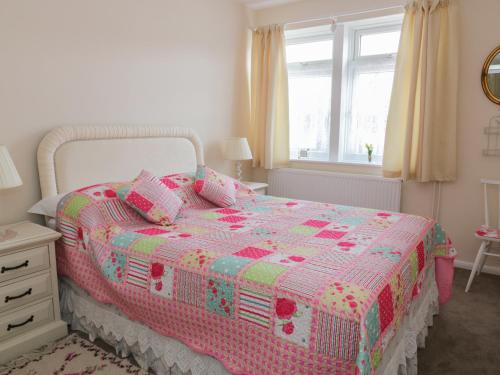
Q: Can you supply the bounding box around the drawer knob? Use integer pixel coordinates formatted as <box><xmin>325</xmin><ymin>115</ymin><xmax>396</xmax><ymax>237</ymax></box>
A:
<box><xmin>1</xmin><ymin>260</ymin><xmax>29</xmax><ymax>274</ymax></box>
<box><xmin>5</xmin><ymin>288</ymin><xmax>32</xmax><ymax>303</ymax></box>
<box><xmin>7</xmin><ymin>315</ymin><xmax>34</xmax><ymax>331</ymax></box>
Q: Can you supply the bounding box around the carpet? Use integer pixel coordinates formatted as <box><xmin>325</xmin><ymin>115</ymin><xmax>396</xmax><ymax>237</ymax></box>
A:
<box><xmin>418</xmin><ymin>268</ymin><xmax>500</xmax><ymax>374</ymax></box>
<box><xmin>0</xmin><ymin>333</ymin><xmax>148</xmax><ymax>375</ymax></box>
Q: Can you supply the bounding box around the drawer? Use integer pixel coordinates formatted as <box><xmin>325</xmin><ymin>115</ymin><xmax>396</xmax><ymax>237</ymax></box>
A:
<box><xmin>0</xmin><ymin>299</ymin><xmax>54</xmax><ymax>342</ymax></box>
<box><xmin>0</xmin><ymin>273</ymin><xmax>52</xmax><ymax>313</ymax></box>
<box><xmin>0</xmin><ymin>246</ymin><xmax>49</xmax><ymax>283</ymax></box>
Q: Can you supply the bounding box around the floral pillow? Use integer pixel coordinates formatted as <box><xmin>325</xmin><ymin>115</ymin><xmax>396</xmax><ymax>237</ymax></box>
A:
<box><xmin>119</xmin><ymin>170</ymin><xmax>183</xmax><ymax>225</ymax></box>
<box><xmin>193</xmin><ymin>166</ymin><xmax>237</xmax><ymax>207</ymax></box>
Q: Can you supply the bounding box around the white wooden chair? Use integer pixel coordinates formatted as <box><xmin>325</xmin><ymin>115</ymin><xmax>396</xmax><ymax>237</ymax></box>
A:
<box><xmin>465</xmin><ymin>179</ymin><xmax>500</xmax><ymax>292</ymax></box>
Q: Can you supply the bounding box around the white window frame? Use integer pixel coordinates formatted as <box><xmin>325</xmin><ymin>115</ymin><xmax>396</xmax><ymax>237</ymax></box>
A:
<box><xmin>286</xmin><ymin>13</ymin><xmax>403</xmax><ymax>166</ymax></box>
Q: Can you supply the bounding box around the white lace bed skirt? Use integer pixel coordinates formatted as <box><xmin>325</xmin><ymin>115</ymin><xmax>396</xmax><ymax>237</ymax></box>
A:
<box><xmin>59</xmin><ymin>268</ymin><xmax>439</xmax><ymax>375</ymax></box>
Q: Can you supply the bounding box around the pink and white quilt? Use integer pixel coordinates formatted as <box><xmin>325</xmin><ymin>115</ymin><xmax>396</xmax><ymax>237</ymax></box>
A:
<box><xmin>56</xmin><ymin>174</ymin><xmax>452</xmax><ymax>375</ymax></box>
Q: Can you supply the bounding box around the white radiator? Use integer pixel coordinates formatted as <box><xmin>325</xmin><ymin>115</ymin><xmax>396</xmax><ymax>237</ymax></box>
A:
<box><xmin>268</xmin><ymin>168</ymin><xmax>402</xmax><ymax>212</ymax></box>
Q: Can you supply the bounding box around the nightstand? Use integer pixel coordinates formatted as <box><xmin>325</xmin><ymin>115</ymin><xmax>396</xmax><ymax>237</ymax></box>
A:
<box><xmin>244</xmin><ymin>181</ymin><xmax>268</xmax><ymax>195</ymax></box>
<box><xmin>0</xmin><ymin>221</ymin><xmax>67</xmax><ymax>364</ymax></box>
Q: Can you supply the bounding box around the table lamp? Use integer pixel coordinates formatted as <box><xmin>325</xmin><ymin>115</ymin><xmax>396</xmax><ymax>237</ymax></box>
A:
<box><xmin>0</xmin><ymin>145</ymin><xmax>23</xmax><ymax>241</ymax></box>
<box><xmin>223</xmin><ymin>137</ymin><xmax>252</xmax><ymax>181</ymax></box>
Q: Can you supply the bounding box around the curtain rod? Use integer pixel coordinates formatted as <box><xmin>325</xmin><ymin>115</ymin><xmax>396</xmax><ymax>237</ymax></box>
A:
<box><xmin>282</xmin><ymin>5</ymin><xmax>404</xmax><ymax>28</ymax></box>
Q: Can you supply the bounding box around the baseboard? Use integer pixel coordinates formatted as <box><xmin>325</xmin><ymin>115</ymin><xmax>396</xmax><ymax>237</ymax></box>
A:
<box><xmin>454</xmin><ymin>259</ymin><xmax>500</xmax><ymax>276</ymax></box>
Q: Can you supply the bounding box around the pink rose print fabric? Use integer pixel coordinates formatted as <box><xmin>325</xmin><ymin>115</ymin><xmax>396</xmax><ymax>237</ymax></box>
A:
<box><xmin>57</xmin><ymin>179</ymin><xmax>454</xmax><ymax>375</ymax></box>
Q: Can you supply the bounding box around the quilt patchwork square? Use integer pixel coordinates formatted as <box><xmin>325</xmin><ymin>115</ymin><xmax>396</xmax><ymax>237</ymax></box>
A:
<box><xmin>218</xmin><ymin>215</ymin><xmax>247</xmax><ymax>223</ymax></box>
<box><xmin>181</xmin><ymin>249</ymin><xmax>217</xmax><ymax>271</ymax></box>
<box><xmin>126</xmin><ymin>255</ymin><xmax>149</xmax><ymax>289</ymax></box>
<box><xmin>64</xmin><ymin>195</ymin><xmax>91</xmax><ymax>219</ymax></box>
<box><xmin>316</xmin><ymin>312</ymin><xmax>360</xmax><ymax>360</ymax></box>
<box><xmin>302</xmin><ymin>219</ymin><xmax>330</xmax><ymax>228</ymax></box>
<box><xmin>290</xmin><ymin>225</ymin><xmax>318</xmax><ymax>235</ymax></box>
<box><xmin>206</xmin><ymin>277</ymin><xmax>234</xmax><ymax>317</ymax></box>
<box><xmin>135</xmin><ymin>228</ymin><xmax>169</xmax><ymax>236</ymax></box>
<box><xmin>377</xmin><ymin>284</ymin><xmax>394</xmax><ymax>333</ymax></box>
<box><xmin>209</xmin><ymin>256</ymin><xmax>252</xmax><ymax>276</ymax></box>
<box><xmin>274</xmin><ymin>297</ymin><xmax>312</xmax><ymax>347</ymax></box>
<box><xmin>242</xmin><ymin>262</ymin><xmax>288</xmax><ymax>286</ymax></box>
<box><xmin>365</xmin><ymin>301</ymin><xmax>380</xmax><ymax>348</ymax></box>
<box><xmin>150</xmin><ymin>262</ymin><xmax>174</xmax><ymax>299</ymax></box>
<box><xmin>315</xmin><ymin>230</ymin><xmax>347</xmax><ymax>240</ymax></box>
<box><xmin>132</xmin><ymin>237</ymin><xmax>167</xmax><ymax>254</ymax></box>
<box><xmin>238</xmin><ymin>286</ymin><xmax>272</xmax><ymax>329</ymax></box>
<box><xmin>112</xmin><ymin>232</ymin><xmax>142</xmax><ymax>248</ymax></box>
<box><xmin>177</xmin><ymin>270</ymin><xmax>203</xmax><ymax>306</ymax></box>
<box><xmin>319</xmin><ymin>281</ymin><xmax>370</xmax><ymax>317</ymax></box>
<box><xmin>233</xmin><ymin>246</ymin><xmax>273</xmax><ymax>259</ymax></box>
<box><xmin>102</xmin><ymin>250</ymin><xmax>126</xmax><ymax>283</ymax></box>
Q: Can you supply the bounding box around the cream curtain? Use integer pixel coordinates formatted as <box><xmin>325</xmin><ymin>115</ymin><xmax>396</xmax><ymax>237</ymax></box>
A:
<box><xmin>249</xmin><ymin>25</ymin><xmax>290</xmax><ymax>169</ymax></box>
<box><xmin>383</xmin><ymin>0</ymin><xmax>459</xmax><ymax>182</ymax></box>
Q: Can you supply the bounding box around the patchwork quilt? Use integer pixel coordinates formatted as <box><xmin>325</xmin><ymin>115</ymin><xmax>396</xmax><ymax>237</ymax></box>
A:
<box><xmin>56</xmin><ymin>175</ymin><xmax>451</xmax><ymax>375</ymax></box>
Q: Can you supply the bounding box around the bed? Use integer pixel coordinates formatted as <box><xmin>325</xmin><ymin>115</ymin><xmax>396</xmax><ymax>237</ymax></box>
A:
<box><xmin>37</xmin><ymin>126</ymin><xmax>450</xmax><ymax>375</ymax></box>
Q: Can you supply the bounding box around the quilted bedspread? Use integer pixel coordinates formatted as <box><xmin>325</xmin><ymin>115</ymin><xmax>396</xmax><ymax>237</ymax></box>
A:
<box><xmin>56</xmin><ymin>176</ymin><xmax>451</xmax><ymax>375</ymax></box>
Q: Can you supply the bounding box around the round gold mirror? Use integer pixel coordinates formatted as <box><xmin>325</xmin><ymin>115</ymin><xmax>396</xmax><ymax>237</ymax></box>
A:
<box><xmin>482</xmin><ymin>45</ymin><xmax>500</xmax><ymax>105</ymax></box>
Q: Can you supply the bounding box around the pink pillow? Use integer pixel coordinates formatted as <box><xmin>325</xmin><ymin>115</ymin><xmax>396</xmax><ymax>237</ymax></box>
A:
<box><xmin>193</xmin><ymin>166</ymin><xmax>237</xmax><ymax>207</ymax></box>
<box><xmin>120</xmin><ymin>170</ymin><xmax>183</xmax><ymax>225</ymax></box>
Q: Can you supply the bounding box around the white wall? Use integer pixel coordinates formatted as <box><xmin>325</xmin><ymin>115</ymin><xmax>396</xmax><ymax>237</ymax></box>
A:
<box><xmin>251</xmin><ymin>0</ymin><xmax>500</xmax><ymax>267</ymax></box>
<box><xmin>0</xmin><ymin>0</ymin><xmax>249</xmax><ymax>225</ymax></box>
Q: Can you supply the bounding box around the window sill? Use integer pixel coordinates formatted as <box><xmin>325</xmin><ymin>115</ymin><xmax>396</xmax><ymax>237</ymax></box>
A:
<box><xmin>289</xmin><ymin>159</ymin><xmax>383</xmax><ymax>176</ymax></box>
<box><xmin>290</xmin><ymin>159</ymin><xmax>381</xmax><ymax>168</ymax></box>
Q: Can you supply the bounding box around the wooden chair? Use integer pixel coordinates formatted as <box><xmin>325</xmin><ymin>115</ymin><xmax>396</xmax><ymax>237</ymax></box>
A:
<box><xmin>465</xmin><ymin>179</ymin><xmax>500</xmax><ymax>292</ymax></box>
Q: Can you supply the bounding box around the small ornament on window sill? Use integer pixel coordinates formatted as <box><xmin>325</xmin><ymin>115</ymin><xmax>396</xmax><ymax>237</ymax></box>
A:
<box><xmin>365</xmin><ymin>144</ymin><xmax>374</xmax><ymax>163</ymax></box>
<box><xmin>298</xmin><ymin>148</ymin><xmax>309</xmax><ymax>159</ymax></box>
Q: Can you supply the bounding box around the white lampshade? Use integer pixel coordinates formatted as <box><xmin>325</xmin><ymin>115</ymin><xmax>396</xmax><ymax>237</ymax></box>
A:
<box><xmin>0</xmin><ymin>145</ymin><xmax>22</xmax><ymax>190</ymax></box>
<box><xmin>223</xmin><ymin>137</ymin><xmax>253</xmax><ymax>161</ymax></box>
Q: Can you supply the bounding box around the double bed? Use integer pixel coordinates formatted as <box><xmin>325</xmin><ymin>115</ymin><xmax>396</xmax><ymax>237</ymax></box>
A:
<box><xmin>37</xmin><ymin>126</ymin><xmax>450</xmax><ymax>375</ymax></box>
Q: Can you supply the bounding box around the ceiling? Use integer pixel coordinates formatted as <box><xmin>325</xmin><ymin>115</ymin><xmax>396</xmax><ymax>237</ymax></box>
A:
<box><xmin>238</xmin><ymin>0</ymin><xmax>303</xmax><ymax>10</ymax></box>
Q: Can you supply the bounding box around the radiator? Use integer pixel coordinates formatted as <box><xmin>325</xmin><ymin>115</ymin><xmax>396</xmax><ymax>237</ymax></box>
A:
<box><xmin>268</xmin><ymin>168</ymin><xmax>402</xmax><ymax>212</ymax></box>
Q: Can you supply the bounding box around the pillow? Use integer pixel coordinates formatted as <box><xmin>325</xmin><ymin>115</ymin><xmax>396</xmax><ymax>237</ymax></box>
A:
<box><xmin>28</xmin><ymin>193</ymin><xmax>67</xmax><ymax>218</ymax></box>
<box><xmin>193</xmin><ymin>165</ymin><xmax>237</xmax><ymax>207</ymax></box>
<box><xmin>119</xmin><ymin>170</ymin><xmax>183</xmax><ymax>225</ymax></box>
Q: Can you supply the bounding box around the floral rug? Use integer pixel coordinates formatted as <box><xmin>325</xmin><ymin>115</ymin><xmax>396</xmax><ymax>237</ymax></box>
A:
<box><xmin>0</xmin><ymin>333</ymin><xmax>149</xmax><ymax>375</ymax></box>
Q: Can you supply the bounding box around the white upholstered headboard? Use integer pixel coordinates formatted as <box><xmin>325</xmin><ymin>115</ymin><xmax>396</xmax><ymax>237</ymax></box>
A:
<box><xmin>37</xmin><ymin>126</ymin><xmax>204</xmax><ymax>198</ymax></box>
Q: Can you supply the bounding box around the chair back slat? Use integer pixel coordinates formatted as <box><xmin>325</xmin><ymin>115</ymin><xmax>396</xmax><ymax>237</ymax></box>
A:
<box><xmin>480</xmin><ymin>179</ymin><xmax>500</xmax><ymax>229</ymax></box>
<box><xmin>484</xmin><ymin>183</ymin><xmax>490</xmax><ymax>228</ymax></box>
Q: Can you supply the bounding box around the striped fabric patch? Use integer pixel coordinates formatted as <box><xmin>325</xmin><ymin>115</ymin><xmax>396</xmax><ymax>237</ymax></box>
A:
<box><xmin>316</xmin><ymin>311</ymin><xmax>360</xmax><ymax>361</ymax></box>
<box><xmin>102</xmin><ymin>200</ymin><xmax>131</xmax><ymax>222</ymax></box>
<box><xmin>238</xmin><ymin>287</ymin><xmax>272</xmax><ymax>329</ymax></box>
<box><xmin>126</xmin><ymin>256</ymin><xmax>149</xmax><ymax>289</ymax></box>
<box><xmin>279</xmin><ymin>269</ymin><xmax>330</xmax><ymax>300</ymax></box>
<box><xmin>59</xmin><ymin>219</ymin><xmax>78</xmax><ymax>248</ymax></box>
<box><xmin>176</xmin><ymin>270</ymin><xmax>203</xmax><ymax>307</ymax></box>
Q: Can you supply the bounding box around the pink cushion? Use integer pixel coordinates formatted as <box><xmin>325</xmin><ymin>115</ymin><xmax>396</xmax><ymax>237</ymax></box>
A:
<box><xmin>120</xmin><ymin>170</ymin><xmax>183</xmax><ymax>225</ymax></box>
<box><xmin>476</xmin><ymin>225</ymin><xmax>500</xmax><ymax>239</ymax></box>
<box><xmin>193</xmin><ymin>166</ymin><xmax>237</xmax><ymax>207</ymax></box>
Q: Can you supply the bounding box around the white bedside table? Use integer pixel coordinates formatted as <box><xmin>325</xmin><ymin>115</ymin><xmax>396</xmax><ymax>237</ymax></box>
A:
<box><xmin>0</xmin><ymin>221</ymin><xmax>67</xmax><ymax>364</ymax></box>
<box><xmin>243</xmin><ymin>181</ymin><xmax>268</xmax><ymax>195</ymax></box>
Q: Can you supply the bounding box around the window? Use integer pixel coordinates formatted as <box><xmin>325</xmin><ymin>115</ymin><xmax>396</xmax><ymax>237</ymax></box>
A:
<box><xmin>285</xmin><ymin>15</ymin><xmax>402</xmax><ymax>165</ymax></box>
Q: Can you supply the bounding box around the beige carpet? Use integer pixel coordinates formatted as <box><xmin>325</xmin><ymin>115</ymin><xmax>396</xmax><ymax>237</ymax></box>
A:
<box><xmin>0</xmin><ymin>333</ymin><xmax>148</xmax><ymax>375</ymax></box>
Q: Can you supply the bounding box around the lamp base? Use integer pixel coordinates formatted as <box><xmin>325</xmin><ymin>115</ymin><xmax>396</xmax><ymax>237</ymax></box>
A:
<box><xmin>0</xmin><ymin>228</ymin><xmax>17</xmax><ymax>242</ymax></box>
<box><xmin>235</xmin><ymin>161</ymin><xmax>243</xmax><ymax>181</ymax></box>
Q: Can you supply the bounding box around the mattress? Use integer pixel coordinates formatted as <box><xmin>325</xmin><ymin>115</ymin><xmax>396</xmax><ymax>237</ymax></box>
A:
<box><xmin>55</xmin><ymin>175</ymin><xmax>451</xmax><ymax>375</ymax></box>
